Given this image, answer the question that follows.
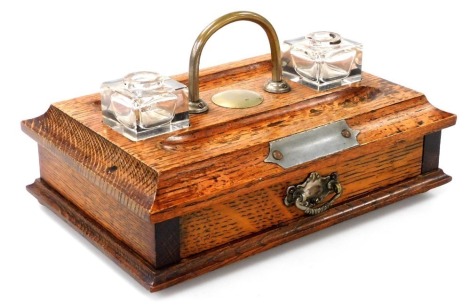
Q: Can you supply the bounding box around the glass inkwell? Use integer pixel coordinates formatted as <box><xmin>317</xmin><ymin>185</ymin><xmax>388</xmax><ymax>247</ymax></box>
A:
<box><xmin>100</xmin><ymin>71</ymin><xmax>189</xmax><ymax>141</ymax></box>
<box><xmin>282</xmin><ymin>31</ymin><xmax>363</xmax><ymax>91</ymax></box>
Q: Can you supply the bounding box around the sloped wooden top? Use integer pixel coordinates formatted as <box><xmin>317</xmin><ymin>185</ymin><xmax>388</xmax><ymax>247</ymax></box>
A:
<box><xmin>22</xmin><ymin>54</ymin><xmax>456</xmax><ymax>222</ymax></box>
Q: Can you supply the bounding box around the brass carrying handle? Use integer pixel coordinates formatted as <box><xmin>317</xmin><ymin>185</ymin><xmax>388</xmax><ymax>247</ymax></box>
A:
<box><xmin>188</xmin><ymin>11</ymin><xmax>291</xmax><ymax>113</ymax></box>
<box><xmin>284</xmin><ymin>172</ymin><xmax>343</xmax><ymax>216</ymax></box>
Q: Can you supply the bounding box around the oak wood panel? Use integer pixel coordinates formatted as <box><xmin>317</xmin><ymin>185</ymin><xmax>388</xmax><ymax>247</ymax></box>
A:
<box><xmin>152</xmin><ymin>95</ymin><xmax>452</xmax><ymax>219</ymax></box>
<box><xmin>22</xmin><ymin>53</ymin><xmax>457</xmax><ymax>292</ymax></box>
<box><xmin>22</xmin><ymin>105</ymin><xmax>158</xmax><ymax>220</ymax></box>
<box><xmin>27</xmin><ymin>179</ymin><xmax>159</xmax><ymax>290</ymax></box>
<box><xmin>21</xmin><ymin>56</ymin><xmax>457</xmax><ymax>223</ymax></box>
<box><xmin>180</xmin><ymin>137</ymin><xmax>423</xmax><ymax>257</ymax></box>
<box><xmin>26</xmin><ymin>170</ymin><xmax>451</xmax><ymax>292</ymax></box>
<box><xmin>38</xmin><ymin>146</ymin><xmax>157</xmax><ymax>267</ymax></box>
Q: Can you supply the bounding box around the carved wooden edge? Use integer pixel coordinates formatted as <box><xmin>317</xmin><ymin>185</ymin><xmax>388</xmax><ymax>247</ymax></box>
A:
<box><xmin>21</xmin><ymin>106</ymin><xmax>158</xmax><ymax>220</ymax></box>
<box><xmin>27</xmin><ymin>169</ymin><xmax>451</xmax><ymax>292</ymax></box>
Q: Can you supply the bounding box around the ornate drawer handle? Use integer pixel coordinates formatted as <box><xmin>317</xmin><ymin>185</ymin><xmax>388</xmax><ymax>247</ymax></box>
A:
<box><xmin>284</xmin><ymin>172</ymin><xmax>342</xmax><ymax>215</ymax></box>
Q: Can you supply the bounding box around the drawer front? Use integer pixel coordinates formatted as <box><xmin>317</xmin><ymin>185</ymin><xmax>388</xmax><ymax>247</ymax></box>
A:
<box><xmin>180</xmin><ymin>137</ymin><xmax>423</xmax><ymax>258</ymax></box>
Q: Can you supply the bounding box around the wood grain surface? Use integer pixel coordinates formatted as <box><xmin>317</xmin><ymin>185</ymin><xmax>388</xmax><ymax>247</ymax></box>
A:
<box><xmin>38</xmin><ymin>146</ymin><xmax>157</xmax><ymax>266</ymax></box>
<box><xmin>27</xmin><ymin>169</ymin><xmax>451</xmax><ymax>292</ymax></box>
<box><xmin>180</xmin><ymin>137</ymin><xmax>423</xmax><ymax>257</ymax></box>
<box><xmin>21</xmin><ymin>55</ymin><xmax>457</xmax><ymax>223</ymax></box>
<box><xmin>22</xmin><ymin>55</ymin><xmax>456</xmax><ymax>286</ymax></box>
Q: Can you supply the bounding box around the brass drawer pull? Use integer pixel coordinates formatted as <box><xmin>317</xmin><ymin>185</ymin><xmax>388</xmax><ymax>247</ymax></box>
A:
<box><xmin>284</xmin><ymin>172</ymin><xmax>342</xmax><ymax>215</ymax></box>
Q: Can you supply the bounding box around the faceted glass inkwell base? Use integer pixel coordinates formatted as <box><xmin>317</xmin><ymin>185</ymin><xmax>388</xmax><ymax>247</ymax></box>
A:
<box><xmin>102</xmin><ymin>113</ymin><xmax>189</xmax><ymax>142</ymax></box>
<box><xmin>101</xmin><ymin>72</ymin><xmax>189</xmax><ymax>141</ymax></box>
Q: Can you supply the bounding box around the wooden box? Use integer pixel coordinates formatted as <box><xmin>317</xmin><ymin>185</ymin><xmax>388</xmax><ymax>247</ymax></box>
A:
<box><xmin>22</xmin><ymin>55</ymin><xmax>456</xmax><ymax>292</ymax></box>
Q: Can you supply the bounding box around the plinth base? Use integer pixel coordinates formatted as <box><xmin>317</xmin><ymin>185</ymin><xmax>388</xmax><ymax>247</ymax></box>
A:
<box><xmin>27</xmin><ymin>169</ymin><xmax>451</xmax><ymax>292</ymax></box>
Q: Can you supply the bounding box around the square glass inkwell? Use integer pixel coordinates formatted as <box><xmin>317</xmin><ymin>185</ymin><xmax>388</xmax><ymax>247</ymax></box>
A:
<box><xmin>100</xmin><ymin>71</ymin><xmax>189</xmax><ymax>141</ymax></box>
<box><xmin>282</xmin><ymin>31</ymin><xmax>363</xmax><ymax>91</ymax></box>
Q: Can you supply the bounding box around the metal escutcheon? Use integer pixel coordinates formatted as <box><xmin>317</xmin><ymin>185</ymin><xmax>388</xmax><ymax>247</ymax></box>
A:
<box><xmin>284</xmin><ymin>172</ymin><xmax>342</xmax><ymax>215</ymax></box>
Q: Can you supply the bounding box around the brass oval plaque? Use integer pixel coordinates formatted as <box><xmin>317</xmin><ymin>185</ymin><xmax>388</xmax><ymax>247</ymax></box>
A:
<box><xmin>212</xmin><ymin>89</ymin><xmax>263</xmax><ymax>109</ymax></box>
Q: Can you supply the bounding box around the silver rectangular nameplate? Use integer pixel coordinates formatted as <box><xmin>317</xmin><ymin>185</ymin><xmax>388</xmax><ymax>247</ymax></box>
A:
<box><xmin>265</xmin><ymin>120</ymin><xmax>360</xmax><ymax>169</ymax></box>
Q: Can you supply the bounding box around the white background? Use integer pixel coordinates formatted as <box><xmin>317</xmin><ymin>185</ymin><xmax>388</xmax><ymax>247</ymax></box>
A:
<box><xmin>1</xmin><ymin>1</ymin><xmax>469</xmax><ymax>307</ymax></box>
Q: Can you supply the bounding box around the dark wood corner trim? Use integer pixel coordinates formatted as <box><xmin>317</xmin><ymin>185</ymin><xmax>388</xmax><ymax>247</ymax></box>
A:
<box><xmin>422</xmin><ymin>131</ymin><xmax>442</xmax><ymax>174</ymax></box>
<box><xmin>155</xmin><ymin>218</ymin><xmax>180</xmax><ymax>268</ymax></box>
